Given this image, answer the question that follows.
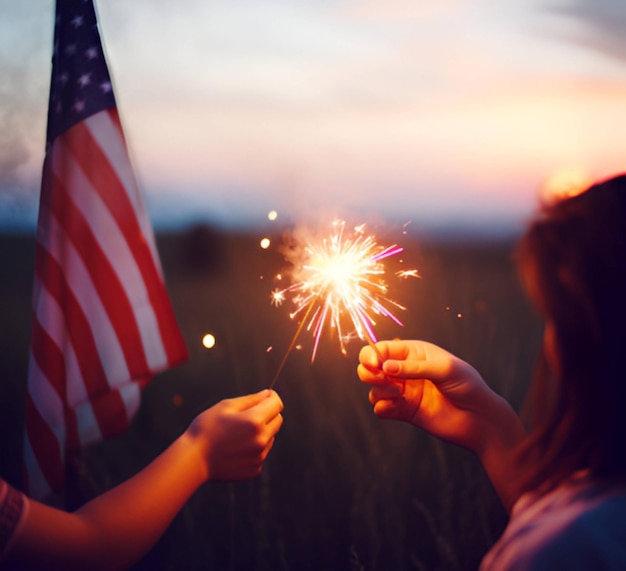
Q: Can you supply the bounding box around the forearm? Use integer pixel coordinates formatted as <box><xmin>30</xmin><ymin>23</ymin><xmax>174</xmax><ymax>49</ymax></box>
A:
<box><xmin>78</xmin><ymin>431</ymin><xmax>207</xmax><ymax>559</ymax></box>
<box><xmin>475</xmin><ymin>397</ymin><xmax>526</xmax><ymax>512</ymax></box>
<box><xmin>12</xmin><ymin>431</ymin><xmax>207</xmax><ymax>570</ymax></box>
<box><xmin>9</xmin><ymin>391</ymin><xmax>283</xmax><ymax>570</ymax></box>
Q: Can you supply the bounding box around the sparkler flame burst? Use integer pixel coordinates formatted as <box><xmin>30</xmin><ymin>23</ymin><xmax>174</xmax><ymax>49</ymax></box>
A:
<box><xmin>272</xmin><ymin>220</ymin><xmax>418</xmax><ymax>368</ymax></box>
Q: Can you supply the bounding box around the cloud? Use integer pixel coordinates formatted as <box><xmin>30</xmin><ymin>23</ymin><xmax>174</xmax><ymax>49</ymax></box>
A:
<box><xmin>0</xmin><ymin>69</ymin><xmax>28</xmax><ymax>190</ymax></box>
<box><xmin>0</xmin><ymin>56</ymin><xmax>42</xmax><ymax>227</ymax></box>
<box><xmin>0</xmin><ymin>0</ymin><xmax>51</xmax><ymax>201</ymax></box>
<box><xmin>0</xmin><ymin>57</ymin><xmax>44</xmax><ymax>201</ymax></box>
<box><xmin>338</xmin><ymin>0</ymin><xmax>461</xmax><ymax>21</ymax></box>
<box><xmin>546</xmin><ymin>0</ymin><xmax>626</xmax><ymax>63</ymax></box>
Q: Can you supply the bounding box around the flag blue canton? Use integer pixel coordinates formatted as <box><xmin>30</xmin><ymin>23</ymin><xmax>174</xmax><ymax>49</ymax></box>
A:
<box><xmin>46</xmin><ymin>0</ymin><xmax>116</xmax><ymax>148</ymax></box>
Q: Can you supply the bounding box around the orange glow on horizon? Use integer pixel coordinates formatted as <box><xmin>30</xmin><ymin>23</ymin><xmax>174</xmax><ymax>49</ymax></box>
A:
<box><xmin>541</xmin><ymin>169</ymin><xmax>592</xmax><ymax>204</ymax></box>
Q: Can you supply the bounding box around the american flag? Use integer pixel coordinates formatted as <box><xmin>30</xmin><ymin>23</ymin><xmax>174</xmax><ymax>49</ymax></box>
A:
<box><xmin>23</xmin><ymin>0</ymin><xmax>188</xmax><ymax>501</ymax></box>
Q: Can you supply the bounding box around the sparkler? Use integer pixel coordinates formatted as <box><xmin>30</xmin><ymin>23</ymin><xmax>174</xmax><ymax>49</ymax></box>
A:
<box><xmin>269</xmin><ymin>220</ymin><xmax>418</xmax><ymax>388</ymax></box>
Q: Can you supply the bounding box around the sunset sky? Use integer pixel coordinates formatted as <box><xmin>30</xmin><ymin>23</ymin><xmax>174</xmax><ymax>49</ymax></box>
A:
<box><xmin>1</xmin><ymin>0</ymin><xmax>625</xmax><ymax>235</ymax></box>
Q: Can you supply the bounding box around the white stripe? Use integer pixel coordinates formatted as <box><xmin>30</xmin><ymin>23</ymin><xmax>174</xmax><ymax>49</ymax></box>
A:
<box><xmin>50</xmin><ymin>137</ymin><xmax>168</xmax><ymax>371</ymax></box>
<box><xmin>23</xmin><ymin>432</ymin><xmax>53</xmax><ymax>501</ymax></box>
<box><xmin>33</xmin><ymin>277</ymin><xmax>89</xmax><ymax>409</ymax></box>
<box><xmin>86</xmin><ymin>111</ymin><xmax>164</xmax><ymax>278</ymax></box>
<box><xmin>38</xmin><ymin>203</ymin><xmax>131</xmax><ymax>386</ymax></box>
<box><xmin>74</xmin><ymin>399</ymin><xmax>103</xmax><ymax>446</ymax></box>
<box><xmin>118</xmin><ymin>382</ymin><xmax>140</xmax><ymax>422</ymax></box>
<box><xmin>27</xmin><ymin>352</ymin><xmax>65</xmax><ymax>443</ymax></box>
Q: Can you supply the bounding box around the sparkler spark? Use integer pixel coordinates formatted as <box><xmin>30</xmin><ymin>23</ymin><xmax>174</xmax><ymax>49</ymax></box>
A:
<box><xmin>396</xmin><ymin>269</ymin><xmax>421</xmax><ymax>279</ymax></box>
<box><xmin>269</xmin><ymin>220</ymin><xmax>418</xmax><ymax>387</ymax></box>
<box><xmin>271</xmin><ymin>289</ymin><xmax>286</xmax><ymax>306</ymax></box>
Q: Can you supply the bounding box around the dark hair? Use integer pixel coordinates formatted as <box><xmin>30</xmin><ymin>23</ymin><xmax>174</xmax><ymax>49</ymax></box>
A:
<box><xmin>514</xmin><ymin>174</ymin><xmax>626</xmax><ymax>495</ymax></box>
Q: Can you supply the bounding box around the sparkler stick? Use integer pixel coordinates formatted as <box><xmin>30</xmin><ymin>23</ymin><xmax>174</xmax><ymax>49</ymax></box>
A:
<box><xmin>269</xmin><ymin>295</ymin><xmax>317</xmax><ymax>389</ymax></box>
<box><xmin>269</xmin><ymin>296</ymin><xmax>385</xmax><ymax>389</ymax></box>
<box><xmin>364</xmin><ymin>331</ymin><xmax>385</xmax><ymax>364</ymax></box>
<box><xmin>268</xmin><ymin>220</ymin><xmax>418</xmax><ymax>388</ymax></box>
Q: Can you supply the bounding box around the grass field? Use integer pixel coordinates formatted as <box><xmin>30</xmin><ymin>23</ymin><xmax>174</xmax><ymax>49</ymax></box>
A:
<box><xmin>0</xmin><ymin>227</ymin><xmax>543</xmax><ymax>570</ymax></box>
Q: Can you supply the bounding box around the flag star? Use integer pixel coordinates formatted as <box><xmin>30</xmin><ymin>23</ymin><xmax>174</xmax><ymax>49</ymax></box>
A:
<box><xmin>60</xmin><ymin>72</ymin><xmax>70</xmax><ymax>84</ymax></box>
<box><xmin>64</xmin><ymin>44</ymin><xmax>77</xmax><ymax>56</ymax></box>
<box><xmin>85</xmin><ymin>46</ymin><xmax>98</xmax><ymax>60</ymax></box>
<box><xmin>72</xmin><ymin>16</ymin><xmax>84</xmax><ymax>28</ymax></box>
<box><xmin>100</xmin><ymin>81</ymin><xmax>112</xmax><ymax>93</ymax></box>
<box><xmin>73</xmin><ymin>99</ymin><xmax>86</xmax><ymax>113</ymax></box>
<box><xmin>77</xmin><ymin>74</ymin><xmax>92</xmax><ymax>88</ymax></box>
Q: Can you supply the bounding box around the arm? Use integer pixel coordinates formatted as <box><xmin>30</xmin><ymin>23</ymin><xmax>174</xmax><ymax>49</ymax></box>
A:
<box><xmin>6</xmin><ymin>389</ymin><xmax>283</xmax><ymax>571</ymax></box>
<box><xmin>358</xmin><ymin>340</ymin><xmax>526</xmax><ymax>511</ymax></box>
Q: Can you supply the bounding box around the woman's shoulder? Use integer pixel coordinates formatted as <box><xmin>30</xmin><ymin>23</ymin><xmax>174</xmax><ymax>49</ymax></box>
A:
<box><xmin>481</xmin><ymin>477</ymin><xmax>626</xmax><ymax>570</ymax></box>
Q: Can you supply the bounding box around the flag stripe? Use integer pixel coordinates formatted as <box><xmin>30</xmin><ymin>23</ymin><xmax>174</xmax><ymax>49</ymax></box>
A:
<box><xmin>31</xmin><ymin>278</ymin><xmax>118</xmax><ymax>446</ymax></box>
<box><xmin>35</xmin><ymin>219</ymin><xmax>145</xmax><ymax>445</ymax></box>
<box><xmin>32</xmin><ymin>277</ymin><xmax>91</xmax><ymax>410</ymax></box>
<box><xmin>62</xmin><ymin>117</ymin><xmax>172</xmax><ymax>370</ymax></box>
<box><xmin>35</xmin><ymin>222</ymin><xmax>123</xmax><ymax>392</ymax></box>
<box><xmin>24</xmin><ymin>385</ymin><xmax>64</xmax><ymax>494</ymax></box>
<box><xmin>45</xmin><ymin>145</ymin><xmax>153</xmax><ymax>379</ymax></box>
<box><xmin>27</xmin><ymin>354</ymin><xmax>64</xmax><ymax>447</ymax></box>
<box><xmin>65</xmin><ymin>113</ymin><xmax>186</xmax><ymax>367</ymax></box>
<box><xmin>23</xmin><ymin>419</ymin><xmax>58</xmax><ymax>500</ymax></box>
<box><xmin>34</xmin><ymin>237</ymin><xmax>129</xmax><ymax>433</ymax></box>
<box><xmin>94</xmin><ymin>110</ymin><xmax>165</xmax><ymax>279</ymax></box>
<box><xmin>88</xmin><ymin>110</ymin><xmax>148</xmax><ymax>241</ymax></box>
<box><xmin>118</xmin><ymin>381</ymin><xmax>141</xmax><ymax>419</ymax></box>
<box><xmin>74</xmin><ymin>399</ymin><xmax>105</xmax><ymax>446</ymax></box>
<box><xmin>30</xmin><ymin>314</ymin><xmax>66</xmax><ymax>403</ymax></box>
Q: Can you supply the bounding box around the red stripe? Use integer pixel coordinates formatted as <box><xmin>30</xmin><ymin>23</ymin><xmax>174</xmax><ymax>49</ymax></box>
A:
<box><xmin>30</xmin><ymin>312</ymin><xmax>82</xmax><ymax>451</ymax></box>
<box><xmin>33</xmin><ymin>239</ymin><xmax>128</xmax><ymax>436</ymax></box>
<box><xmin>109</xmin><ymin>108</ymin><xmax>124</xmax><ymax>139</ymax></box>
<box><xmin>64</xmin><ymin>112</ymin><xmax>187</xmax><ymax>367</ymax></box>
<box><xmin>65</xmin><ymin>410</ymin><xmax>80</xmax><ymax>452</ymax></box>
<box><xmin>45</xmin><ymin>148</ymin><xmax>151</xmax><ymax>378</ymax></box>
<box><xmin>89</xmin><ymin>389</ymin><xmax>131</xmax><ymax>438</ymax></box>
<box><xmin>25</xmin><ymin>392</ymin><xmax>63</xmax><ymax>493</ymax></box>
<box><xmin>30</xmin><ymin>314</ymin><xmax>66</xmax><ymax>400</ymax></box>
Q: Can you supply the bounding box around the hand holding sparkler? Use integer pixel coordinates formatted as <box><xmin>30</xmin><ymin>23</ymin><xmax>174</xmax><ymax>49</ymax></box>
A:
<box><xmin>358</xmin><ymin>339</ymin><xmax>526</xmax><ymax>455</ymax></box>
<box><xmin>358</xmin><ymin>338</ymin><xmax>527</xmax><ymax>511</ymax></box>
<box><xmin>188</xmin><ymin>389</ymin><xmax>284</xmax><ymax>480</ymax></box>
